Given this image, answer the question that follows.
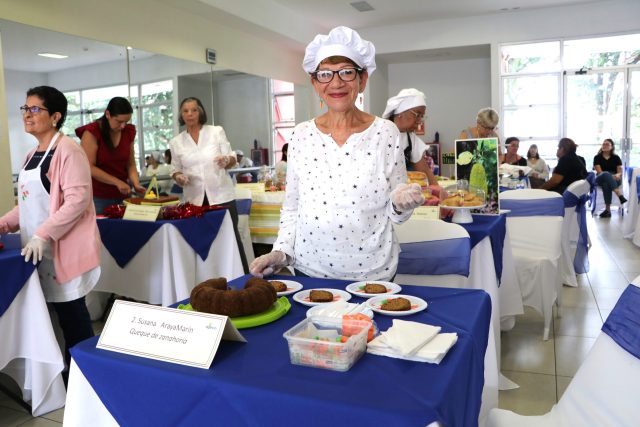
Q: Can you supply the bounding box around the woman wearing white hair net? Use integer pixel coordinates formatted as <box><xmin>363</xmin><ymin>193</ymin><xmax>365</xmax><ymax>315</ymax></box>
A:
<box><xmin>250</xmin><ymin>26</ymin><xmax>423</xmax><ymax>281</ymax></box>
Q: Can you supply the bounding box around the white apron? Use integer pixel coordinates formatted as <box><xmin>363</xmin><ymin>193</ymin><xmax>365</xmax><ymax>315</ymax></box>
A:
<box><xmin>18</xmin><ymin>133</ymin><xmax>100</xmax><ymax>303</ymax></box>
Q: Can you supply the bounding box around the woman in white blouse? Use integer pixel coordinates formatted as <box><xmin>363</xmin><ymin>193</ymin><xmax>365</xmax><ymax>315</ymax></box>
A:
<box><xmin>250</xmin><ymin>26</ymin><xmax>424</xmax><ymax>281</ymax></box>
<box><xmin>169</xmin><ymin>97</ymin><xmax>248</xmax><ymax>272</ymax></box>
<box><xmin>526</xmin><ymin>144</ymin><xmax>549</xmax><ymax>188</ymax></box>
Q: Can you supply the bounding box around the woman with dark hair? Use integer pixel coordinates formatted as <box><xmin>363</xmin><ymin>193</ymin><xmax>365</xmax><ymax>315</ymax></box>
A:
<box><xmin>526</xmin><ymin>144</ymin><xmax>549</xmax><ymax>188</ymax></box>
<box><xmin>169</xmin><ymin>96</ymin><xmax>249</xmax><ymax>272</ymax></box>
<box><xmin>0</xmin><ymin>86</ymin><xmax>100</xmax><ymax>372</ymax></box>
<box><xmin>541</xmin><ymin>137</ymin><xmax>587</xmax><ymax>194</ymax></box>
<box><xmin>501</xmin><ymin>137</ymin><xmax>527</xmax><ymax>166</ymax></box>
<box><xmin>593</xmin><ymin>138</ymin><xmax>626</xmax><ymax>217</ymax></box>
<box><xmin>275</xmin><ymin>143</ymin><xmax>288</xmax><ymax>185</ymax></box>
<box><xmin>76</xmin><ymin>96</ymin><xmax>145</xmax><ymax>213</ymax></box>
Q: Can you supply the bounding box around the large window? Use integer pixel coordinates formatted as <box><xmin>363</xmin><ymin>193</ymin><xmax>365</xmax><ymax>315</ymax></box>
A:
<box><xmin>271</xmin><ymin>79</ymin><xmax>295</xmax><ymax>165</ymax></box>
<box><xmin>501</xmin><ymin>34</ymin><xmax>640</xmax><ymax>168</ymax></box>
<box><xmin>63</xmin><ymin>80</ymin><xmax>173</xmax><ymax>170</ymax></box>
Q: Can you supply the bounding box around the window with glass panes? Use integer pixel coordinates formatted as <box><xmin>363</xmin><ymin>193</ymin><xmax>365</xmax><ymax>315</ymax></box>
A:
<box><xmin>271</xmin><ymin>79</ymin><xmax>295</xmax><ymax>164</ymax></box>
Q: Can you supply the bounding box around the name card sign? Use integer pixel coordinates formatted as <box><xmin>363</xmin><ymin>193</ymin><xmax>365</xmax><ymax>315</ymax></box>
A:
<box><xmin>123</xmin><ymin>204</ymin><xmax>161</xmax><ymax>221</ymax></box>
<box><xmin>412</xmin><ymin>206</ymin><xmax>440</xmax><ymax>220</ymax></box>
<box><xmin>97</xmin><ymin>300</ymin><xmax>246</xmax><ymax>369</ymax></box>
<box><xmin>237</xmin><ymin>183</ymin><xmax>265</xmax><ymax>194</ymax></box>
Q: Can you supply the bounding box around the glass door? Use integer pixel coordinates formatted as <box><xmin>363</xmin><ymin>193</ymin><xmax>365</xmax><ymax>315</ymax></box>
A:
<box><xmin>630</xmin><ymin>70</ymin><xmax>640</xmax><ymax>167</ymax></box>
<box><xmin>565</xmin><ymin>70</ymin><xmax>625</xmax><ymax>167</ymax></box>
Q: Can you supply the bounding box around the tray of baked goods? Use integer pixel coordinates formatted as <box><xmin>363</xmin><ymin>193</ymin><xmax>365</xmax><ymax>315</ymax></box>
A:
<box><xmin>440</xmin><ymin>181</ymin><xmax>485</xmax><ymax>223</ymax></box>
<box><xmin>178</xmin><ymin>277</ymin><xmax>291</xmax><ymax>329</ymax></box>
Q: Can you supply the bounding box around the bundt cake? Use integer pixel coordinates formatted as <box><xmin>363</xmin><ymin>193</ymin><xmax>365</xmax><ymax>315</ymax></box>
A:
<box><xmin>190</xmin><ymin>277</ymin><xmax>277</xmax><ymax>317</ymax></box>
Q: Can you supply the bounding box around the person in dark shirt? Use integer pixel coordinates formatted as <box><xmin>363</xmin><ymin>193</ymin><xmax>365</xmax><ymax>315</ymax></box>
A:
<box><xmin>541</xmin><ymin>137</ymin><xmax>587</xmax><ymax>194</ymax></box>
<box><xmin>593</xmin><ymin>138</ymin><xmax>626</xmax><ymax>218</ymax></box>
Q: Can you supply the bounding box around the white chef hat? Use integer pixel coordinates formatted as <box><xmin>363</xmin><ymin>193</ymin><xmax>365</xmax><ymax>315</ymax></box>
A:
<box><xmin>382</xmin><ymin>88</ymin><xmax>427</xmax><ymax>119</ymax></box>
<box><xmin>302</xmin><ymin>26</ymin><xmax>376</xmax><ymax>76</ymax></box>
<box><xmin>150</xmin><ymin>150</ymin><xmax>162</xmax><ymax>162</ymax></box>
<box><xmin>235</xmin><ymin>149</ymin><xmax>244</xmax><ymax>156</ymax></box>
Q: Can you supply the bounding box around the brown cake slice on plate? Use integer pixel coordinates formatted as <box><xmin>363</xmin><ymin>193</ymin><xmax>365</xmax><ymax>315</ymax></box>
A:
<box><xmin>309</xmin><ymin>290</ymin><xmax>333</xmax><ymax>303</ymax></box>
<box><xmin>364</xmin><ymin>283</ymin><xmax>387</xmax><ymax>294</ymax></box>
<box><xmin>380</xmin><ymin>297</ymin><xmax>411</xmax><ymax>311</ymax></box>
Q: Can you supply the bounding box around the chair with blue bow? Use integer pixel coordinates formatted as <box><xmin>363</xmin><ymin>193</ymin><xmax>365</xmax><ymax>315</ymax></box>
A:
<box><xmin>500</xmin><ymin>189</ymin><xmax>564</xmax><ymax>340</ymax></box>
<box><xmin>560</xmin><ymin>180</ymin><xmax>590</xmax><ymax>288</ymax></box>
<box><xmin>588</xmin><ymin>170</ymin><xmax>625</xmax><ymax>217</ymax></box>
<box><xmin>622</xmin><ymin>167</ymin><xmax>640</xmax><ymax>240</ymax></box>
<box><xmin>487</xmin><ymin>278</ymin><xmax>640</xmax><ymax>427</ymax></box>
<box><xmin>234</xmin><ymin>187</ymin><xmax>255</xmax><ymax>264</ymax></box>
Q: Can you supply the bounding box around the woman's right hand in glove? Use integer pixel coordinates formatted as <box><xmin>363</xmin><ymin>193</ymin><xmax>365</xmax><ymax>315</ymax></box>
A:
<box><xmin>249</xmin><ymin>250</ymin><xmax>288</xmax><ymax>278</ymax></box>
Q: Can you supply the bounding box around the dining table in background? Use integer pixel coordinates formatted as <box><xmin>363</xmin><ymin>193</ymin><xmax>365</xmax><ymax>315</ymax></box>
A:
<box><xmin>65</xmin><ymin>275</ymin><xmax>491</xmax><ymax>427</ymax></box>
<box><xmin>93</xmin><ymin>209</ymin><xmax>244</xmax><ymax>307</ymax></box>
<box><xmin>0</xmin><ymin>233</ymin><xmax>66</xmax><ymax>416</ymax></box>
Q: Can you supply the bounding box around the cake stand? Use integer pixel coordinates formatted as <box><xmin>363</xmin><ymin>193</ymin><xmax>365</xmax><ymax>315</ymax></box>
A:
<box><xmin>441</xmin><ymin>204</ymin><xmax>485</xmax><ymax>224</ymax></box>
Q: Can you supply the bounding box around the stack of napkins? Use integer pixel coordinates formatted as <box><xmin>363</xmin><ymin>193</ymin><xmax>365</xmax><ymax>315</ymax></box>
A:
<box><xmin>367</xmin><ymin>319</ymin><xmax>458</xmax><ymax>364</ymax></box>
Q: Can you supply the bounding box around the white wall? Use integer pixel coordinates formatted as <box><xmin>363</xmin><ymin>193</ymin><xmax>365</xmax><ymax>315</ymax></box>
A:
<box><xmin>5</xmin><ymin>69</ymin><xmax>46</xmax><ymax>172</ymax></box>
<box><xmin>213</xmin><ymin>76</ymin><xmax>270</xmax><ymax>158</ymax></box>
<box><xmin>364</xmin><ymin>60</ymin><xmax>389</xmax><ymax>119</ymax></box>
<box><xmin>388</xmin><ymin>57</ymin><xmax>491</xmax><ymax>155</ymax></box>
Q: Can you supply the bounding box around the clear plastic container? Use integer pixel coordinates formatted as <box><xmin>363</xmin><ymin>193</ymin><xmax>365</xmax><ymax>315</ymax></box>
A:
<box><xmin>283</xmin><ymin>316</ymin><xmax>370</xmax><ymax>372</ymax></box>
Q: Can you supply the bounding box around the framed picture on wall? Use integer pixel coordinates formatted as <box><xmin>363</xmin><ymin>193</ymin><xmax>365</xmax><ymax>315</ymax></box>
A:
<box><xmin>424</xmin><ymin>143</ymin><xmax>440</xmax><ymax>176</ymax></box>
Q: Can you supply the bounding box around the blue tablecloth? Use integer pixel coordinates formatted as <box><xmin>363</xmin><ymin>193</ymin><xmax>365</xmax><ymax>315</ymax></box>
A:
<box><xmin>97</xmin><ymin>210</ymin><xmax>227</xmax><ymax>268</ymax></box>
<box><xmin>71</xmin><ymin>275</ymin><xmax>491</xmax><ymax>427</ymax></box>
<box><xmin>0</xmin><ymin>234</ymin><xmax>36</xmax><ymax>317</ymax></box>
<box><xmin>448</xmin><ymin>214</ymin><xmax>506</xmax><ymax>283</ymax></box>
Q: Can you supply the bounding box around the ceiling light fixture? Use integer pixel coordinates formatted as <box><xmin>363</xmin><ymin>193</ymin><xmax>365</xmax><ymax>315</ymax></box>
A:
<box><xmin>37</xmin><ymin>52</ymin><xmax>68</xmax><ymax>59</ymax></box>
<box><xmin>350</xmin><ymin>1</ymin><xmax>374</xmax><ymax>12</ymax></box>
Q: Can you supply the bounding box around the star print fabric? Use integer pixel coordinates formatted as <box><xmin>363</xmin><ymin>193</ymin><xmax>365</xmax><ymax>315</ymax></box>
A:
<box><xmin>273</xmin><ymin>117</ymin><xmax>410</xmax><ymax>281</ymax></box>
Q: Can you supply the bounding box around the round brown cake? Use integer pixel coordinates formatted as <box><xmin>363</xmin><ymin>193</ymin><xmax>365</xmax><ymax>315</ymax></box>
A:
<box><xmin>190</xmin><ymin>277</ymin><xmax>277</xmax><ymax>317</ymax></box>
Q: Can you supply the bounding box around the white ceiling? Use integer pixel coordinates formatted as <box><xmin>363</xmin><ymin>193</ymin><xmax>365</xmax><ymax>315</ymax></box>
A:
<box><xmin>0</xmin><ymin>0</ymin><xmax>612</xmax><ymax>73</ymax></box>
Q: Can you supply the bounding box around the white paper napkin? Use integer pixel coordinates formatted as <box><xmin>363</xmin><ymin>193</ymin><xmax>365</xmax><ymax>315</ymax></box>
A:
<box><xmin>382</xmin><ymin>319</ymin><xmax>441</xmax><ymax>356</ymax></box>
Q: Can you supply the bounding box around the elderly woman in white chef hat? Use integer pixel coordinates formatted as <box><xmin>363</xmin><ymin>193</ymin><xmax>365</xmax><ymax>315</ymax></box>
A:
<box><xmin>250</xmin><ymin>26</ymin><xmax>424</xmax><ymax>281</ymax></box>
<box><xmin>383</xmin><ymin>88</ymin><xmax>438</xmax><ymax>186</ymax></box>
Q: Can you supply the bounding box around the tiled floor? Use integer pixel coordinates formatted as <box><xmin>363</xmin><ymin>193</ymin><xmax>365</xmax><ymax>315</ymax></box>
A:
<box><xmin>499</xmin><ymin>209</ymin><xmax>640</xmax><ymax>416</ymax></box>
<box><xmin>1</xmin><ymin>210</ymin><xmax>638</xmax><ymax>425</ymax></box>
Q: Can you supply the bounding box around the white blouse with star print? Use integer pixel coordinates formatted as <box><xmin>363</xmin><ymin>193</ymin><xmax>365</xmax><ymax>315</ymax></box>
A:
<box><xmin>273</xmin><ymin>117</ymin><xmax>411</xmax><ymax>281</ymax></box>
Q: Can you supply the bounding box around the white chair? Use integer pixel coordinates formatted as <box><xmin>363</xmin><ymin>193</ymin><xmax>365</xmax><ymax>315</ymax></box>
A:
<box><xmin>622</xmin><ymin>167</ymin><xmax>640</xmax><ymax>239</ymax></box>
<box><xmin>487</xmin><ymin>281</ymin><xmax>640</xmax><ymax>427</ymax></box>
<box><xmin>394</xmin><ymin>219</ymin><xmax>498</xmax><ymax>425</ymax></box>
<box><xmin>560</xmin><ymin>180</ymin><xmax>590</xmax><ymax>287</ymax></box>
<box><xmin>234</xmin><ymin>187</ymin><xmax>255</xmax><ymax>264</ymax></box>
<box><xmin>500</xmin><ymin>189</ymin><xmax>564</xmax><ymax>340</ymax></box>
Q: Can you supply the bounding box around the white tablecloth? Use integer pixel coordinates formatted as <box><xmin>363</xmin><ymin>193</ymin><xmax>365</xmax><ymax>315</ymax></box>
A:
<box><xmin>0</xmin><ymin>271</ymin><xmax>66</xmax><ymax>416</ymax></box>
<box><xmin>93</xmin><ymin>212</ymin><xmax>244</xmax><ymax>306</ymax></box>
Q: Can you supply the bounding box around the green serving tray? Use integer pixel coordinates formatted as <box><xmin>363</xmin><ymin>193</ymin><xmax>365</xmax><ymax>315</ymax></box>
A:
<box><xmin>177</xmin><ymin>296</ymin><xmax>291</xmax><ymax>329</ymax></box>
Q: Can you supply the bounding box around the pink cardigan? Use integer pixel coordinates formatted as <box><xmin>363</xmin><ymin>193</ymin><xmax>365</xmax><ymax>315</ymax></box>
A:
<box><xmin>0</xmin><ymin>136</ymin><xmax>101</xmax><ymax>283</ymax></box>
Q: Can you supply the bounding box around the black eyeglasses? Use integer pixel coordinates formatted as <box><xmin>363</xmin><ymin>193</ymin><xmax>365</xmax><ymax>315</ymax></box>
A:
<box><xmin>20</xmin><ymin>105</ymin><xmax>49</xmax><ymax>114</ymax></box>
<box><xmin>312</xmin><ymin>67</ymin><xmax>362</xmax><ymax>84</ymax></box>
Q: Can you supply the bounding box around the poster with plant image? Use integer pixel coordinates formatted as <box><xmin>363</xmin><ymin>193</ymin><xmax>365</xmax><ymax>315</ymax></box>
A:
<box><xmin>455</xmin><ymin>138</ymin><xmax>499</xmax><ymax>215</ymax></box>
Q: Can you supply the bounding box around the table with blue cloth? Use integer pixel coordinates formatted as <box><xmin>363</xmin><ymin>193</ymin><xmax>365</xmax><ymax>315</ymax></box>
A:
<box><xmin>66</xmin><ymin>275</ymin><xmax>491</xmax><ymax>427</ymax></box>
<box><xmin>0</xmin><ymin>234</ymin><xmax>66</xmax><ymax>416</ymax></box>
<box><xmin>93</xmin><ymin>210</ymin><xmax>244</xmax><ymax>307</ymax></box>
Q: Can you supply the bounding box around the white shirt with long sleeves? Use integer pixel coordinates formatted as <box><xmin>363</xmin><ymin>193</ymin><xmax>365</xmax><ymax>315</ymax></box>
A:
<box><xmin>273</xmin><ymin>117</ymin><xmax>411</xmax><ymax>281</ymax></box>
<box><xmin>169</xmin><ymin>125</ymin><xmax>236</xmax><ymax>205</ymax></box>
<box><xmin>527</xmin><ymin>157</ymin><xmax>549</xmax><ymax>180</ymax></box>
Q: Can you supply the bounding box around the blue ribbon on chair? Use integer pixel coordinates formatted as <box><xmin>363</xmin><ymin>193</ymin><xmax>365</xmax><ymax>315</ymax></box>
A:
<box><xmin>398</xmin><ymin>237</ymin><xmax>471</xmax><ymax>276</ymax></box>
<box><xmin>586</xmin><ymin>172</ymin><xmax>597</xmax><ymax>214</ymax></box>
<box><xmin>636</xmin><ymin>176</ymin><xmax>640</xmax><ymax>202</ymax></box>
<box><xmin>500</xmin><ymin>198</ymin><xmax>565</xmax><ymax>217</ymax></box>
<box><xmin>602</xmin><ymin>284</ymin><xmax>640</xmax><ymax>360</ymax></box>
<box><xmin>627</xmin><ymin>166</ymin><xmax>635</xmax><ymax>186</ymax></box>
<box><xmin>236</xmin><ymin>198</ymin><xmax>252</xmax><ymax>215</ymax></box>
<box><xmin>563</xmin><ymin>192</ymin><xmax>590</xmax><ymax>274</ymax></box>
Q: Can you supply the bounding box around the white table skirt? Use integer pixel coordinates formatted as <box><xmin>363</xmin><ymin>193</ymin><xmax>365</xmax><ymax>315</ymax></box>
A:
<box><xmin>0</xmin><ymin>271</ymin><xmax>65</xmax><ymax>416</ymax></box>
<box><xmin>622</xmin><ymin>168</ymin><xmax>640</xmax><ymax>245</ymax></box>
<box><xmin>94</xmin><ymin>212</ymin><xmax>244</xmax><ymax>306</ymax></box>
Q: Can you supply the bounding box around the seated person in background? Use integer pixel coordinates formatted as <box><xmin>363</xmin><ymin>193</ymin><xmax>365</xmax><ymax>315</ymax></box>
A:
<box><xmin>500</xmin><ymin>137</ymin><xmax>527</xmax><ymax>166</ymax></box>
<box><xmin>593</xmin><ymin>138</ymin><xmax>627</xmax><ymax>218</ymax></box>
<box><xmin>144</xmin><ymin>151</ymin><xmax>172</xmax><ymax>194</ymax></box>
<box><xmin>541</xmin><ymin>137</ymin><xmax>587</xmax><ymax>195</ymax></box>
<box><xmin>163</xmin><ymin>149</ymin><xmax>182</xmax><ymax>196</ymax></box>
<box><xmin>526</xmin><ymin>144</ymin><xmax>549</xmax><ymax>188</ymax></box>
<box><xmin>459</xmin><ymin>107</ymin><xmax>500</xmax><ymax>141</ymax></box>
<box><xmin>275</xmin><ymin>143</ymin><xmax>288</xmax><ymax>185</ymax></box>
<box><xmin>235</xmin><ymin>149</ymin><xmax>254</xmax><ymax>182</ymax></box>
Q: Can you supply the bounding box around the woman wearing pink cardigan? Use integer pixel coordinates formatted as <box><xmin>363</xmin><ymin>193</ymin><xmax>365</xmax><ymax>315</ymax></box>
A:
<box><xmin>0</xmin><ymin>86</ymin><xmax>101</xmax><ymax>374</ymax></box>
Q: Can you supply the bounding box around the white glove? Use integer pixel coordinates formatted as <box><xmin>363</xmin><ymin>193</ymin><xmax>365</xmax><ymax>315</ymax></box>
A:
<box><xmin>391</xmin><ymin>183</ymin><xmax>425</xmax><ymax>212</ymax></box>
<box><xmin>249</xmin><ymin>250</ymin><xmax>288</xmax><ymax>278</ymax></box>
<box><xmin>21</xmin><ymin>235</ymin><xmax>48</xmax><ymax>265</ymax></box>
<box><xmin>214</xmin><ymin>155</ymin><xmax>230</xmax><ymax>168</ymax></box>
<box><xmin>174</xmin><ymin>173</ymin><xmax>189</xmax><ymax>186</ymax></box>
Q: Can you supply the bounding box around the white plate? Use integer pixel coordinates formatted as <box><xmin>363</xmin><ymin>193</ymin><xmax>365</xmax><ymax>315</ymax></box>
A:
<box><xmin>366</xmin><ymin>294</ymin><xmax>428</xmax><ymax>316</ymax></box>
<box><xmin>269</xmin><ymin>279</ymin><xmax>303</xmax><ymax>296</ymax></box>
<box><xmin>306</xmin><ymin>301</ymin><xmax>374</xmax><ymax>319</ymax></box>
<box><xmin>346</xmin><ymin>281</ymin><xmax>402</xmax><ymax>298</ymax></box>
<box><xmin>292</xmin><ymin>288</ymin><xmax>352</xmax><ymax>307</ymax></box>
